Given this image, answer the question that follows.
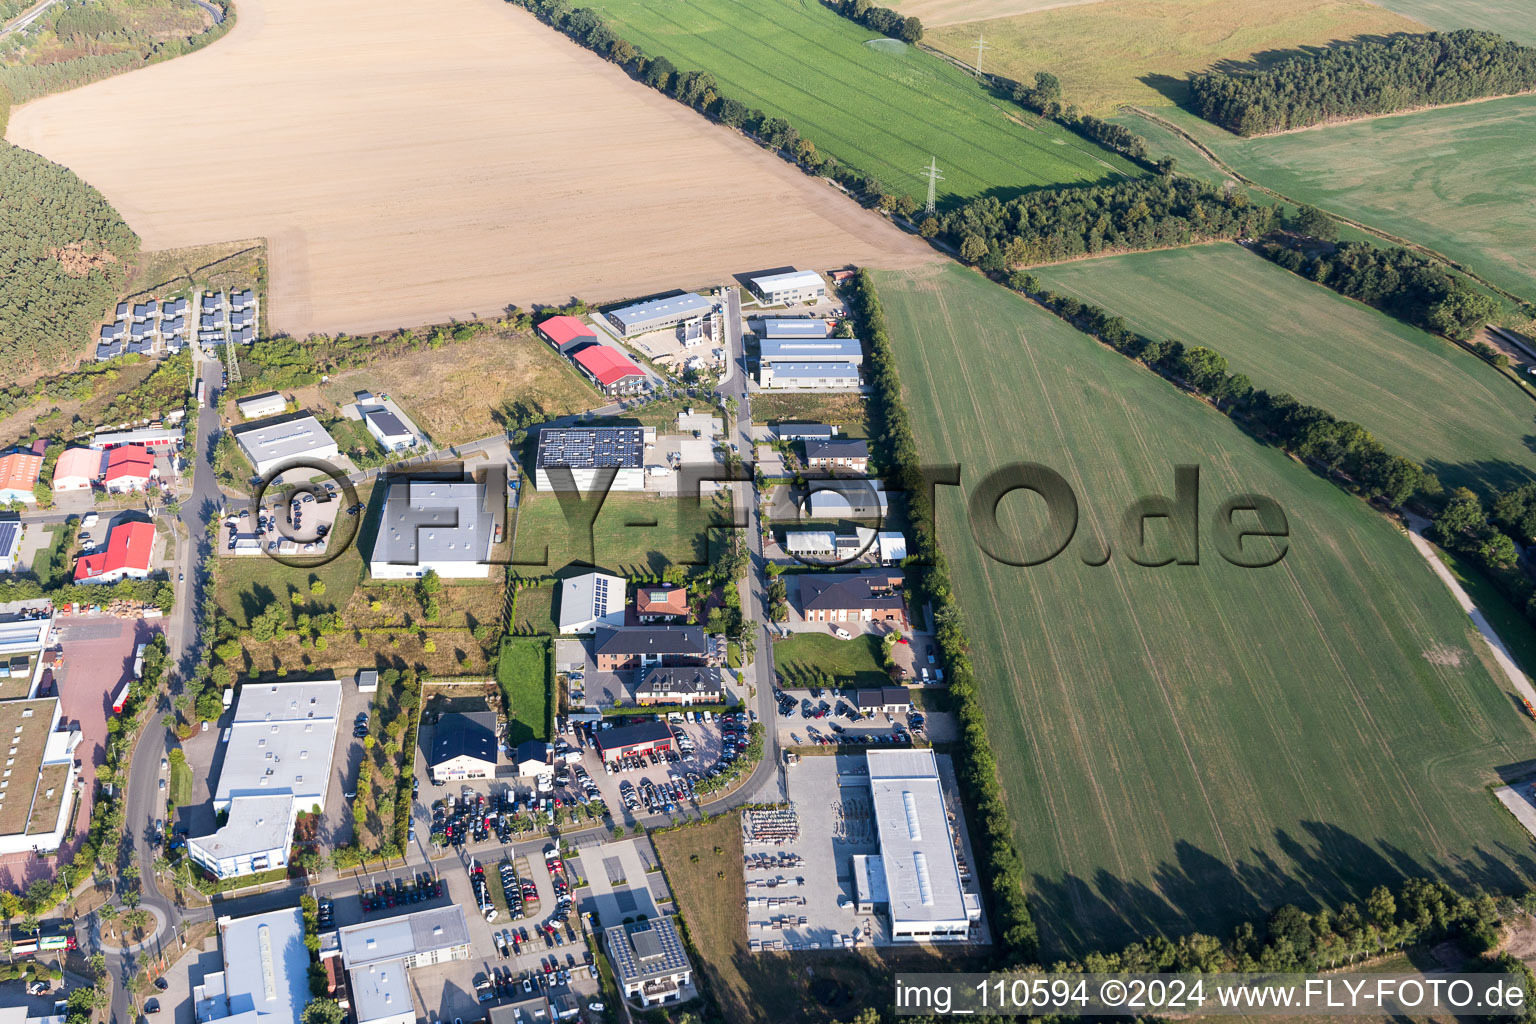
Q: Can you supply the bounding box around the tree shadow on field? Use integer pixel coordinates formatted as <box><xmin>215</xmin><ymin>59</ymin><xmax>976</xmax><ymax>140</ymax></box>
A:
<box><xmin>1028</xmin><ymin>821</ymin><xmax>1536</xmax><ymax>959</ymax></box>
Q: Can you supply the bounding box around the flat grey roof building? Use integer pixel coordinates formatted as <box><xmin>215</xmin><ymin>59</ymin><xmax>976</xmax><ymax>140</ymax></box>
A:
<box><xmin>339</xmin><ymin>906</ymin><xmax>473</xmax><ymax>1024</ymax></box>
<box><xmin>867</xmin><ymin>749</ymin><xmax>974</xmax><ymax>940</ymax></box>
<box><xmin>214</xmin><ymin>680</ymin><xmax>341</xmax><ymax>813</ymax></box>
<box><xmin>370</xmin><ymin>479</ymin><xmax>496</xmax><ymax>579</ymax></box>
<box><xmin>761</xmin><ymin>362</ymin><xmax>860</xmax><ymax>382</ymax></box>
<box><xmin>193</xmin><ymin>907</ymin><xmax>309</xmax><ymax>1024</ymax></box>
<box><xmin>757</xmin><ymin>317</ymin><xmax>831</xmax><ymax>339</ymax></box>
<box><xmin>233</xmin><ymin>415</ymin><xmax>339</xmax><ymax>476</ymax></box>
<box><xmin>805</xmin><ymin>439</ymin><xmax>869</xmax><ymax>461</ymax></box>
<box><xmin>606</xmin><ymin>293</ymin><xmax>713</xmax><ymax>336</ymax></box>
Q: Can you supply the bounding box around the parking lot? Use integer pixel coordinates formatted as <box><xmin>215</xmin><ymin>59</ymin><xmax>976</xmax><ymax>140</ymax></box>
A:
<box><xmin>219</xmin><ymin>486</ymin><xmax>347</xmax><ymax>557</ymax></box>
<box><xmin>772</xmin><ymin>687</ymin><xmax>930</xmax><ymax>749</ymax></box>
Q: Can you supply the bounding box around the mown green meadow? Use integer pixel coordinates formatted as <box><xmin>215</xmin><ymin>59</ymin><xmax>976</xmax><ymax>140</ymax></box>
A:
<box><xmin>876</xmin><ymin>263</ymin><xmax>1536</xmax><ymax>954</ymax></box>
<box><xmin>580</xmin><ymin>0</ymin><xmax>1141</xmax><ymax>203</ymax></box>
<box><xmin>1034</xmin><ymin>244</ymin><xmax>1536</xmax><ymax>496</ymax></box>
<box><xmin>1151</xmin><ymin>98</ymin><xmax>1536</xmax><ymax>304</ymax></box>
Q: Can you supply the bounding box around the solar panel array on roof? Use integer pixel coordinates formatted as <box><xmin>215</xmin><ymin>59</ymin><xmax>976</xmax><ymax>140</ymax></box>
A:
<box><xmin>606</xmin><ymin>918</ymin><xmax>690</xmax><ymax>983</ymax></box>
<box><xmin>535</xmin><ymin>428</ymin><xmax>644</xmax><ymax>469</ymax></box>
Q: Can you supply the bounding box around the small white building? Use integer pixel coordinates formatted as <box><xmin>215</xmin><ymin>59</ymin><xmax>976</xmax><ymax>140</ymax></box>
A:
<box><xmin>558</xmin><ymin>571</ymin><xmax>626</xmax><ymax>634</ymax></box>
<box><xmin>605</xmin><ymin>917</ymin><xmax>693</xmax><ymax>1008</ymax></box>
<box><xmin>236</xmin><ymin>392</ymin><xmax>288</xmax><ymax>420</ymax></box>
<box><xmin>749</xmin><ymin>269</ymin><xmax>827</xmax><ymax>305</ymax></box>
<box><xmin>364</xmin><ymin>407</ymin><xmax>416</xmax><ymax>452</ymax></box>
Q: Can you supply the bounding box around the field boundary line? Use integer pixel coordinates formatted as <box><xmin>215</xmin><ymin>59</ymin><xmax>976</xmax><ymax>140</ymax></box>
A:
<box><xmin>1120</xmin><ymin>105</ymin><xmax>1536</xmax><ymax>309</ymax></box>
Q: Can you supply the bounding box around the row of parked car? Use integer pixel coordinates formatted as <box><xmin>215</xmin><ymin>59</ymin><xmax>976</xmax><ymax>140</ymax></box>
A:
<box><xmin>500</xmin><ymin>859</ymin><xmax>537</xmax><ymax>919</ymax></box>
<box><xmin>360</xmin><ymin>872</ymin><xmax>443</xmax><ymax>913</ymax></box>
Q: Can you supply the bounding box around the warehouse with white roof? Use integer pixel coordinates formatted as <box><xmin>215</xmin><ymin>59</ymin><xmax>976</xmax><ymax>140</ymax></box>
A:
<box><xmin>749</xmin><ymin>269</ymin><xmax>827</xmax><ymax>305</ymax></box>
<box><xmin>856</xmin><ymin>749</ymin><xmax>980</xmax><ymax>943</ymax></box>
<box><xmin>192</xmin><ymin>908</ymin><xmax>310</xmax><ymax>1024</ymax></box>
<box><xmin>368</xmin><ymin>478</ymin><xmax>496</xmax><ymax>579</ymax></box>
<box><xmin>188</xmin><ymin>679</ymin><xmax>341</xmax><ymax>879</ymax></box>
<box><xmin>606</xmin><ymin>293</ymin><xmax>714</xmax><ymax>337</ymax></box>
<box><xmin>233</xmin><ymin>415</ymin><xmax>339</xmax><ymax>476</ymax></box>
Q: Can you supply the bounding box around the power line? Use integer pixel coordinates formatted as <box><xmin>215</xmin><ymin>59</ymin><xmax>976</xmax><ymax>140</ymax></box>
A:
<box><xmin>918</xmin><ymin>156</ymin><xmax>943</xmax><ymax>217</ymax></box>
<box><xmin>974</xmin><ymin>29</ymin><xmax>991</xmax><ymax>79</ymax></box>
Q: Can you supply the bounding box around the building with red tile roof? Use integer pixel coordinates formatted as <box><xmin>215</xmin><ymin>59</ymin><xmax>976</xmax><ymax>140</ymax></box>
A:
<box><xmin>571</xmin><ymin>345</ymin><xmax>647</xmax><ymax>395</ymax></box>
<box><xmin>103</xmin><ymin>445</ymin><xmax>156</xmax><ymax>493</ymax></box>
<box><xmin>635</xmin><ymin>585</ymin><xmax>689</xmax><ymax>623</ymax></box>
<box><xmin>74</xmin><ymin>520</ymin><xmax>156</xmax><ymax>583</ymax></box>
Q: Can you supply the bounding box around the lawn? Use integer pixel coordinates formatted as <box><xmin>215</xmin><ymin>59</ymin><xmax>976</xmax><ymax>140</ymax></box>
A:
<box><xmin>215</xmin><ymin>551</ymin><xmax>364</xmax><ymax>628</ymax></box>
<box><xmin>924</xmin><ymin>0</ymin><xmax>1423</xmax><ymax>115</ymax></box>
<box><xmin>169</xmin><ymin>759</ymin><xmax>193</xmax><ymax>808</ymax></box>
<box><xmin>1034</xmin><ymin>244</ymin><xmax>1536</xmax><ymax>497</ymax></box>
<box><xmin>653</xmin><ymin>812</ymin><xmax>983</xmax><ymax>1024</ymax></box>
<box><xmin>579</xmin><ymin>0</ymin><xmax>1141</xmax><ymax>205</ymax></box>
<box><xmin>875</xmin><ymin>263</ymin><xmax>1536</xmax><ymax>955</ymax></box>
<box><xmin>497</xmin><ymin>636</ymin><xmax>551</xmax><ymax>745</ymax></box>
<box><xmin>752</xmin><ymin>392</ymin><xmax>871</xmax><ymax>439</ymax></box>
<box><xmin>1363</xmin><ymin>0</ymin><xmax>1536</xmax><ymax>44</ymax></box>
<box><xmin>771</xmin><ymin>631</ymin><xmax>889</xmax><ymax>689</ymax></box>
<box><xmin>510</xmin><ymin>486</ymin><xmax>735</xmax><ymax>578</ymax></box>
<box><xmin>511</xmin><ymin>583</ymin><xmax>559</xmax><ymax>636</ymax></box>
<box><xmin>1152</xmin><ymin>98</ymin><xmax>1536</xmax><ymax>305</ymax></box>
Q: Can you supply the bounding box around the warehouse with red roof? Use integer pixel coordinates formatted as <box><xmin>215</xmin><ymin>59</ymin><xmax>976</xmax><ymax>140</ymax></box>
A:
<box><xmin>103</xmin><ymin>445</ymin><xmax>156</xmax><ymax>493</ymax></box>
<box><xmin>571</xmin><ymin>345</ymin><xmax>648</xmax><ymax>396</ymax></box>
<box><xmin>75</xmin><ymin>520</ymin><xmax>156</xmax><ymax>583</ymax></box>
<box><xmin>537</xmin><ymin>315</ymin><xmax>598</xmax><ymax>355</ymax></box>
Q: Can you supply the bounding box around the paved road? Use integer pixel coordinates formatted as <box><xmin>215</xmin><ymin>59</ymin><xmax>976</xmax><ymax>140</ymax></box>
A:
<box><xmin>0</xmin><ymin>0</ymin><xmax>58</xmax><ymax>37</ymax></box>
<box><xmin>188</xmin><ymin>0</ymin><xmax>223</xmax><ymax>24</ymax></box>
<box><xmin>102</xmin><ymin>351</ymin><xmax>226</xmax><ymax>1024</ymax></box>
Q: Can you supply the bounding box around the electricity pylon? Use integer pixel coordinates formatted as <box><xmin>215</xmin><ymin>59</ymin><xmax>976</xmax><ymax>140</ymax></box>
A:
<box><xmin>919</xmin><ymin>156</ymin><xmax>944</xmax><ymax>217</ymax></box>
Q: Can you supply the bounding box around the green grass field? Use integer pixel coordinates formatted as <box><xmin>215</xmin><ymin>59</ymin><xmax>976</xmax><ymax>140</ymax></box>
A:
<box><xmin>772</xmin><ymin>631</ymin><xmax>888</xmax><ymax>688</ymax></box>
<box><xmin>1151</xmin><ymin>98</ymin><xmax>1536</xmax><ymax>304</ymax></box>
<box><xmin>578</xmin><ymin>0</ymin><xmax>1141</xmax><ymax>204</ymax></box>
<box><xmin>875</xmin><ymin>263</ymin><xmax>1536</xmax><ymax>954</ymax></box>
<box><xmin>1034</xmin><ymin>244</ymin><xmax>1536</xmax><ymax>496</ymax></box>
<box><xmin>511</xmin><ymin>487</ymin><xmax>734</xmax><ymax>577</ymax></box>
<box><xmin>496</xmin><ymin>637</ymin><xmax>551</xmax><ymax>744</ymax></box>
<box><xmin>169</xmin><ymin>759</ymin><xmax>194</xmax><ymax>808</ymax></box>
<box><xmin>1363</xmin><ymin>0</ymin><xmax>1536</xmax><ymax>44</ymax></box>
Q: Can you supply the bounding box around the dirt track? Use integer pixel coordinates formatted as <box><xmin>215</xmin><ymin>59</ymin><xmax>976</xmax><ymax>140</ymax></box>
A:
<box><xmin>6</xmin><ymin>0</ymin><xmax>935</xmax><ymax>336</ymax></box>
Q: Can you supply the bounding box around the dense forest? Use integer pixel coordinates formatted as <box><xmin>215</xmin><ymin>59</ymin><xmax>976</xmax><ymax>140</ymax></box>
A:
<box><xmin>1188</xmin><ymin>30</ymin><xmax>1536</xmax><ymax>135</ymax></box>
<box><xmin>827</xmin><ymin>0</ymin><xmax>923</xmax><ymax>43</ymax></box>
<box><xmin>0</xmin><ymin>143</ymin><xmax>138</xmax><ymax>372</ymax></box>
<box><xmin>935</xmin><ymin>176</ymin><xmax>1275</xmax><ymax>268</ymax></box>
<box><xmin>1257</xmin><ymin>237</ymin><xmax>1499</xmax><ymax>340</ymax></box>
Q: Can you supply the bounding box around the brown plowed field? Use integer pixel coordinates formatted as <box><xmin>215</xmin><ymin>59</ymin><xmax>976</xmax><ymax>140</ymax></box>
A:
<box><xmin>6</xmin><ymin>0</ymin><xmax>935</xmax><ymax>336</ymax></box>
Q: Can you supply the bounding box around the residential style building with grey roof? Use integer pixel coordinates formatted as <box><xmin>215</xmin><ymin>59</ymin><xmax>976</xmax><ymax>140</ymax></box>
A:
<box><xmin>428</xmin><ymin>712</ymin><xmax>498</xmax><ymax>782</ymax></box>
<box><xmin>798</xmin><ymin>571</ymin><xmax>906</xmax><ymax>626</ymax></box>
<box><xmin>369</xmin><ymin>478</ymin><xmax>497</xmax><ymax>579</ymax></box>
<box><xmin>805</xmin><ymin>438</ymin><xmax>869</xmax><ymax>472</ymax></box>
<box><xmin>635</xmin><ymin>666</ymin><xmax>725</xmax><ymax>706</ymax></box>
<box><xmin>605</xmin><ymin>917</ymin><xmax>693</xmax><ymax>1007</ymax></box>
<box><xmin>591</xmin><ymin>625</ymin><xmax>707</xmax><ymax>671</ymax></box>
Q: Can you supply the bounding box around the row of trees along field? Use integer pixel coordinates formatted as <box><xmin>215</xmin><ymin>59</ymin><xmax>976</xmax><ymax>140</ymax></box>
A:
<box><xmin>0</xmin><ymin>143</ymin><xmax>138</xmax><ymax>373</ymax></box>
<box><xmin>826</xmin><ymin>0</ymin><xmax>923</xmax><ymax>42</ymax></box>
<box><xmin>1188</xmin><ymin>30</ymin><xmax>1536</xmax><ymax>136</ymax></box>
<box><xmin>1432</xmin><ymin>483</ymin><xmax>1536</xmax><ymax>635</ymax></box>
<box><xmin>1256</xmin><ymin>230</ymin><xmax>1500</xmax><ymax>341</ymax></box>
<box><xmin>1016</xmin><ymin>273</ymin><xmax>1439</xmax><ymax>508</ymax></box>
<box><xmin>936</xmin><ymin>176</ymin><xmax>1276</xmax><ymax>269</ymax></box>
<box><xmin>1009</xmin><ymin>70</ymin><xmax>1161</xmax><ymax>166</ymax></box>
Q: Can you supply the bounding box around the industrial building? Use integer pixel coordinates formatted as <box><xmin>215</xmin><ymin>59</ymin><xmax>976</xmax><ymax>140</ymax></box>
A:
<box><xmin>571</xmin><ymin>345</ymin><xmax>648</xmax><ymax>396</ymax></box>
<box><xmin>368</xmin><ymin>478</ymin><xmax>497</xmax><ymax>580</ymax></box>
<box><xmin>188</xmin><ymin>679</ymin><xmax>340</xmax><ymax>880</ymax></box>
<box><xmin>537</xmin><ymin>314</ymin><xmax>598</xmax><ymax>354</ymax></box>
<box><xmin>534</xmin><ymin>427</ymin><xmax>646</xmax><ymax>492</ymax></box>
<box><xmin>759</xmin><ymin>362</ymin><xmax>862</xmax><ymax>390</ymax></box>
<box><xmin>233</xmin><ymin>415</ymin><xmax>340</xmax><ymax>477</ymax></box>
<box><xmin>604</xmin><ymin>917</ymin><xmax>693</xmax><ymax>1007</ymax></box>
<box><xmin>594</xmin><ymin>720</ymin><xmax>676</xmax><ymax>762</ymax></box>
<box><xmin>93</xmin><ymin>425</ymin><xmax>182</xmax><ymax>451</ymax></box>
<box><xmin>774</xmin><ymin>423</ymin><xmax>836</xmax><ymax>442</ymax></box>
<box><xmin>591</xmin><ymin>625</ymin><xmax>707</xmax><ymax>671</ymax></box>
<box><xmin>783</xmin><ymin>528</ymin><xmax>874</xmax><ymax>562</ymax></box>
<box><xmin>756</xmin><ymin>317</ymin><xmax>831</xmax><ymax>339</ymax></box>
<box><xmin>337</xmin><ymin>906</ymin><xmax>472</xmax><ymax>1024</ymax></box>
<box><xmin>428</xmin><ymin>712</ymin><xmax>498</xmax><ymax>782</ymax></box>
<box><xmin>0</xmin><ymin>520</ymin><xmax>19</xmax><ymax>574</ymax></box>
<box><xmin>759</xmin><ymin>337</ymin><xmax>862</xmax><ymax>365</ymax></box>
<box><xmin>236</xmin><ymin>392</ymin><xmax>288</xmax><ymax>420</ymax></box>
<box><xmin>855</xmin><ymin>749</ymin><xmax>980</xmax><ymax>943</ymax></box>
<box><xmin>606</xmin><ymin>293</ymin><xmax>713</xmax><ymax>338</ymax></box>
<box><xmin>748</xmin><ymin>269</ymin><xmax>827</xmax><ymax>305</ymax></box>
<box><xmin>192</xmin><ymin>908</ymin><xmax>310</xmax><ymax>1024</ymax></box>
<box><xmin>558</xmin><ymin>571</ymin><xmax>626</xmax><ymax>634</ymax></box>
<box><xmin>0</xmin><ymin>450</ymin><xmax>42</xmax><ymax>504</ymax></box>
<box><xmin>51</xmin><ymin>447</ymin><xmax>104</xmax><ymax>491</ymax></box>
<box><xmin>74</xmin><ymin>520</ymin><xmax>156</xmax><ymax>584</ymax></box>
<box><xmin>635</xmin><ymin>666</ymin><xmax>725</xmax><ymax>706</ymax></box>
<box><xmin>0</xmin><ymin>698</ymin><xmax>82</xmax><ymax>857</ymax></box>
<box><xmin>806</xmin><ymin>480</ymin><xmax>887</xmax><ymax>519</ymax></box>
